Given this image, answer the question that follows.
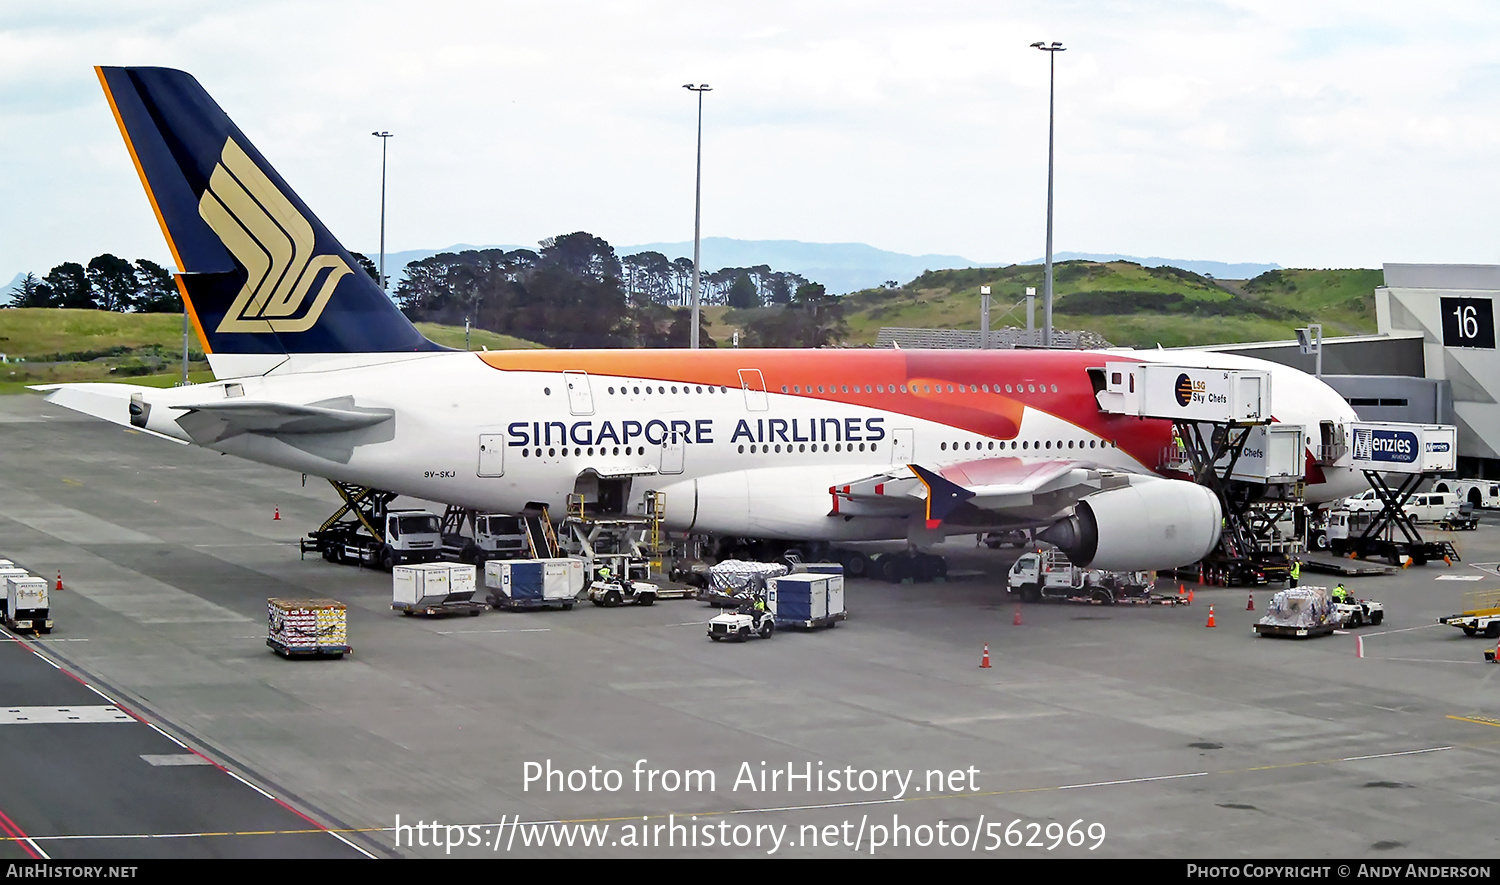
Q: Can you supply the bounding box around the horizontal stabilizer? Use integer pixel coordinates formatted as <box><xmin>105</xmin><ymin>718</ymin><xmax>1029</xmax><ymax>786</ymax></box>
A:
<box><xmin>175</xmin><ymin>399</ymin><xmax>393</xmax><ymax>444</ymax></box>
<box><xmin>35</xmin><ymin>383</ymin><xmax>191</xmax><ymax>445</ymax></box>
<box><xmin>36</xmin><ymin>382</ymin><xmax>149</xmax><ymax>426</ymax></box>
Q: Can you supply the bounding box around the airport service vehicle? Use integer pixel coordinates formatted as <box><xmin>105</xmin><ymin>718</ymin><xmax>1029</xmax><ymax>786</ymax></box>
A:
<box><xmin>485</xmin><ymin>559</ymin><xmax>585</xmax><ymax>611</ymax></box>
<box><xmin>1440</xmin><ymin>590</ymin><xmax>1500</xmax><ymax>638</ymax></box>
<box><xmin>1438</xmin><ymin>502</ymin><xmax>1479</xmax><ymax>532</ymax></box>
<box><xmin>588</xmin><ymin>577</ymin><xmax>658</xmax><ymax>607</ymax></box>
<box><xmin>1006</xmin><ymin>550</ymin><xmax>1152</xmax><ymax>604</ymax></box>
<box><xmin>1340</xmin><ymin>491</ymin><xmax>1457</xmax><ymax>524</ymax></box>
<box><xmin>766</xmin><ymin>573</ymin><xmax>846</xmax><ymax>628</ymax></box>
<box><xmin>1432</xmin><ymin>479</ymin><xmax>1500</xmax><ymax>510</ymax></box>
<box><xmin>708</xmin><ymin>607</ymin><xmax>775</xmax><ymax>642</ymax></box>
<box><xmin>456</xmin><ymin>514</ymin><xmax>529</xmax><ymax>564</ymax></box>
<box><xmin>47</xmin><ymin>67</ymin><xmax>1374</xmax><ymax>579</ymax></box>
<box><xmin>3</xmin><ymin>575</ymin><xmax>52</xmax><ymax>634</ymax></box>
<box><xmin>983</xmin><ymin>530</ymin><xmax>1030</xmax><ymax>549</ymax></box>
<box><xmin>1333</xmin><ymin>597</ymin><xmax>1384</xmax><ymax>628</ymax></box>
<box><xmin>312</xmin><ymin>508</ymin><xmax>443</xmax><ymax>572</ymax></box>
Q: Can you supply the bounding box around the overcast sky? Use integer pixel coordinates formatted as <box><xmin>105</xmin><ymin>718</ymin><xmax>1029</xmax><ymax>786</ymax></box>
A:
<box><xmin>3</xmin><ymin>0</ymin><xmax>1499</xmax><ymax>287</ymax></box>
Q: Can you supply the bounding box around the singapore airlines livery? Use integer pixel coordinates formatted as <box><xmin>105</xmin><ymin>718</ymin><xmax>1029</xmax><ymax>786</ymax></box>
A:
<box><xmin>41</xmin><ymin>67</ymin><xmax>1365</xmax><ymax>572</ymax></box>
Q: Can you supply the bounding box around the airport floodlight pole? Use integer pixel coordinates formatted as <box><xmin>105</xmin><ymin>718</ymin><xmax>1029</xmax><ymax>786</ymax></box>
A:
<box><xmin>1297</xmin><ymin>323</ymin><xmax>1323</xmax><ymax>378</ymax></box>
<box><xmin>683</xmin><ymin>84</ymin><xmax>711</xmax><ymax>349</ymax></box>
<box><xmin>1031</xmin><ymin>40</ymin><xmax>1065</xmax><ymax>348</ymax></box>
<box><xmin>372</xmin><ymin>131</ymin><xmax>393</xmax><ymax>291</ymax></box>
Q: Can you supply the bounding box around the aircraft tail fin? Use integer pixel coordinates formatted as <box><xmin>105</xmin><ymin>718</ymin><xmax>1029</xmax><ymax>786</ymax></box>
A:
<box><xmin>95</xmin><ymin>66</ymin><xmax>444</xmax><ymax>367</ymax></box>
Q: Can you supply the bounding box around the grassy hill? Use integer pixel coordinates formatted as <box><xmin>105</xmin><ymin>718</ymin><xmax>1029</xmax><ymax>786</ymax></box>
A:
<box><xmin>836</xmin><ymin>262</ymin><xmax>1382</xmax><ymax>348</ymax></box>
<box><xmin>0</xmin><ymin>309</ymin><xmax>543</xmax><ymax>394</ymax></box>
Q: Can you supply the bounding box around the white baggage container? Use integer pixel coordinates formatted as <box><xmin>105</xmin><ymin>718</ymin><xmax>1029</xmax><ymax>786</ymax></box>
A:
<box><xmin>447</xmin><ymin>564</ymin><xmax>477</xmax><ymax>602</ymax></box>
<box><xmin>767</xmin><ymin>573</ymin><xmax>847</xmax><ymax>629</ymax></box>
<box><xmin>0</xmin><ymin>569</ymin><xmax>33</xmax><ymax>618</ymax></box>
<box><xmin>484</xmin><ymin>559</ymin><xmax>584</xmax><ymax>610</ymax></box>
<box><xmin>5</xmin><ymin>575</ymin><xmax>51</xmax><ymax>633</ymax></box>
<box><xmin>393</xmin><ymin>562</ymin><xmax>451</xmax><ymax>607</ymax></box>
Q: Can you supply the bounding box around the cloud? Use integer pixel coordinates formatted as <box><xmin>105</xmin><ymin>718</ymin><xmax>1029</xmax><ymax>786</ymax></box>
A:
<box><xmin>4</xmin><ymin>0</ymin><xmax>1500</xmax><ymax>285</ymax></box>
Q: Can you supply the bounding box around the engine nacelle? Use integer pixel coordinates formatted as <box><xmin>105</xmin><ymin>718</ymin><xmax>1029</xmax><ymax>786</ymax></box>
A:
<box><xmin>1039</xmin><ymin>480</ymin><xmax>1221</xmax><ymax>570</ymax></box>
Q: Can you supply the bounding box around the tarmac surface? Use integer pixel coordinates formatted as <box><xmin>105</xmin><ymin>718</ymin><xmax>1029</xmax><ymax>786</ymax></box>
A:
<box><xmin>2</xmin><ymin>393</ymin><xmax>1500</xmax><ymax>859</ymax></box>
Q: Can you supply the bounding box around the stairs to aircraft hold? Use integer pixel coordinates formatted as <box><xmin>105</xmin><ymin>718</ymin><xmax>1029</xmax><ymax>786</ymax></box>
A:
<box><xmin>522</xmin><ymin>506</ymin><xmax>561</xmax><ymax>559</ymax></box>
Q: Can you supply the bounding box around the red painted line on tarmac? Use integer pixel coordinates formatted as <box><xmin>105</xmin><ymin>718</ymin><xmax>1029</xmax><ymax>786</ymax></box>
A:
<box><xmin>0</xmin><ymin>807</ymin><xmax>42</xmax><ymax>860</ymax></box>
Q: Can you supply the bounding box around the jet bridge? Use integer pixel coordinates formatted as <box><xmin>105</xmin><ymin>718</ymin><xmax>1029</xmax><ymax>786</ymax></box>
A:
<box><xmin>1098</xmin><ymin>362</ymin><xmax>1304</xmax><ymax>585</ymax></box>
<box><xmin>1330</xmin><ymin>422</ymin><xmax>1461</xmax><ymax>566</ymax></box>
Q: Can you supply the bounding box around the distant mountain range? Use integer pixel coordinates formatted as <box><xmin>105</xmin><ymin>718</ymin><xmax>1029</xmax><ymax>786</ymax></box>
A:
<box><xmin>0</xmin><ymin>273</ymin><xmax>22</xmax><ymax>304</ymax></box>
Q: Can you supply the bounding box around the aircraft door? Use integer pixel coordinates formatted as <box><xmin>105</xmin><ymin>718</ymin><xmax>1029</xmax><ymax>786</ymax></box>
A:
<box><xmin>738</xmin><ymin>369</ymin><xmax>768</xmax><ymax>411</ymax></box>
<box><xmin>890</xmin><ymin>428</ymin><xmax>914</xmax><ymax>464</ymax></box>
<box><xmin>563</xmin><ymin>371</ymin><xmax>595</xmax><ymax>415</ymax></box>
<box><xmin>478</xmin><ymin>433</ymin><xmax>505</xmax><ymax>477</ymax></box>
<box><xmin>660</xmin><ymin>429</ymin><xmax>685</xmax><ymax>475</ymax></box>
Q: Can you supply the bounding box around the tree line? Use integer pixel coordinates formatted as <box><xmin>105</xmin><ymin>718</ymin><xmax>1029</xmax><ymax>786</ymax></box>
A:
<box><xmin>394</xmin><ymin>231</ymin><xmax>847</xmax><ymax>348</ymax></box>
<box><xmin>6</xmin><ymin>256</ymin><xmax>181</xmax><ymax>312</ymax></box>
<box><xmin>7</xmin><ymin>233</ymin><xmax>850</xmax><ymax>348</ymax></box>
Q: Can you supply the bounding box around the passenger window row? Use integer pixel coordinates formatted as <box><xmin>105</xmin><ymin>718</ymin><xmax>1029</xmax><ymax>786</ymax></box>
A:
<box><xmin>520</xmin><ymin>446</ymin><xmax>650</xmax><ymax>459</ymax></box>
<box><xmin>940</xmin><ymin>439</ymin><xmax>1114</xmax><ymax>452</ymax></box>
<box><xmin>779</xmin><ymin>383</ymin><xmax>1062</xmax><ymax>395</ymax></box>
<box><xmin>737</xmin><ymin>443</ymin><xmax>877</xmax><ymax>455</ymax></box>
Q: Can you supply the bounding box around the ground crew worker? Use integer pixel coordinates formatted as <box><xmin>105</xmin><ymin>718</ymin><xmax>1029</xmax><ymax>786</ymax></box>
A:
<box><xmin>1332</xmin><ymin>583</ymin><xmax>1350</xmax><ymax>603</ymax></box>
<box><xmin>1289</xmin><ymin>559</ymin><xmax>1301</xmax><ymax>588</ymax></box>
<box><xmin>753</xmin><ymin>596</ymin><xmax>767</xmax><ymax>614</ymax></box>
<box><xmin>597</xmin><ymin>564</ymin><xmax>613</xmax><ymax>583</ymax></box>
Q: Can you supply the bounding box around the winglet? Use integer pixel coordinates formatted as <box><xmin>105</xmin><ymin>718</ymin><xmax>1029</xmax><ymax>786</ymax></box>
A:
<box><xmin>909</xmin><ymin>464</ymin><xmax>975</xmax><ymax>529</ymax></box>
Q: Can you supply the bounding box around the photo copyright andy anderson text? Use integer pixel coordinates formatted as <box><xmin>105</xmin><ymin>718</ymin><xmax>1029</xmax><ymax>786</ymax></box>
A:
<box><xmin>392</xmin><ymin>759</ymin><xmax>1107</xmax><ymax>854</ymax></box>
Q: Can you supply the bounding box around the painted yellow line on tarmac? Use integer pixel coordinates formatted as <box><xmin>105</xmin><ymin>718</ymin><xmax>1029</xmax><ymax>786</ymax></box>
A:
<box><xmin>1447</xmin><ymin>714</ymin><xmax>1500</xmax><ymax>728</ymax></box>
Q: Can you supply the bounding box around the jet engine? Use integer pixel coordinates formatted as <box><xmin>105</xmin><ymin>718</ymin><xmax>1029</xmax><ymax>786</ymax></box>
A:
<box><xmin>1038</xmin><ymin>480</ymin><xmax>1221</xmax><ymax>571</ymax></box>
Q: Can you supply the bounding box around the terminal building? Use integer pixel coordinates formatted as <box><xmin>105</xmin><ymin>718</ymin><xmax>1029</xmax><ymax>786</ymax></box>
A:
<box><xmin>1196</xmin><ymin>264</ymin><xmax>1500</xmax><ymax>479</ymax></box>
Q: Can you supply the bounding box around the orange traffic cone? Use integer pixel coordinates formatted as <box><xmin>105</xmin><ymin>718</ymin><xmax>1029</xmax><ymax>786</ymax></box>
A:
<box><xmin>1206</xmin><ymin>605</ymin><xmax>1217</xmax><ymax>628</ymax></box>
<box><xmin>1198</xmin><ymin>564</ymin><xmax>1204</xmax><ymax>585</ymax></box>
<box><xmin>1012</xmin><ymin>606</ymin><xmax>1023</xmax><ymax>626</ymax></box>
<box><xmin>1178</xmin><ymin>583</ymin><xmax>1185</xmax><ymax>597</ymax></box>
<box><xmin>273</xmin><ymin>507</ymin><xmax>281</xmax><ymax>521</ymax></box>
<box><xmin>55</xmin><ymin>572</ymin><xmax>63</xmax><ymax>592</ymax></box>
<box><xmin>1246</xmin><ymin>593</ymin><xmax>1255</xmax><ymax>612</ymax></box>
<box><xmin>980</xmin><ymin>644</ymin><xmax>992</xmax><ymax>669</ymax></box>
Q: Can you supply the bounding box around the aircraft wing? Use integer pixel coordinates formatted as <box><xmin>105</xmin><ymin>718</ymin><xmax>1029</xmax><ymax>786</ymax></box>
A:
<box><xmin>829</xmin><ymin>456</ymin><xmax>1222</xmax><ymax>570</ymax></box>
<box><xmin>829</xmin><ymin>457</ymin><xmax>1130</xmax><ymax>529</ymax></box>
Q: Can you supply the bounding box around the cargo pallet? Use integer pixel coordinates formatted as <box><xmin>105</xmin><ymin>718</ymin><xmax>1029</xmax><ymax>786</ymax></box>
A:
<box><xmin>776</xmin><ymin>612</ymin><xmax>847</xmax><ymax>630</ymax></box>
<box><xmin>394</xmin><ymin>601</ymin><xmax>485</xmax><ymax>618</ymax></box>
<box><xmin>267</xmin><ymin>637</ymin><xmax>349</xmax><ymax>659</ymax></box>
<box><xmin>485</xmin><ymin>593</ymin><xmax>575</xmax><ymax>612</ymax></box>
<box><xmin>647</xmin><ymin>582</ymin><xmax>699</xmax><ymax>600</ymax></box>
<box><xmin>1253</xmin><ymin>623</ymin><xmax>1338</xmax><ymax>639</ymax></box>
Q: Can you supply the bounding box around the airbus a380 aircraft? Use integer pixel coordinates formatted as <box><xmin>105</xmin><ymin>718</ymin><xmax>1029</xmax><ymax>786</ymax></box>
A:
<box><xmin>42</xmin><ymin>67</ymin><xmax>1365</xmax><ymax>572</ymax></box>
